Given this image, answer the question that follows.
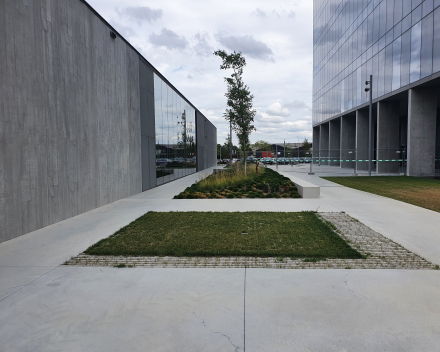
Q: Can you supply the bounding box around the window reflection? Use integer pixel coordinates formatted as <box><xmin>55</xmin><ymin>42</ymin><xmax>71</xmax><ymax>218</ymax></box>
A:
<box><xmin>154</xmin><ymin>73</ymin><xmax>196</xmax><ymax>185</ymax></box>
<box><xmin>313</xmin><ymin>0</ymin><xmax>440</xmax><ymax>125</ymax></box>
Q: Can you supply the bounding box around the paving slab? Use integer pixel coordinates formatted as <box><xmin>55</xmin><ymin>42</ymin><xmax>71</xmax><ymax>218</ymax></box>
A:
<box><xmin>245</xmin><ymin>269</ymin><xmax>440</xmax><ymax>352</ymax></box>
<box><xmin>1</xmin><ymin>165</ymin><xmax>440</xmax><ymax>351</ymax></box>
<box><xmin>0</xmin><ymin>267</ymin><xmax>245</xmax><ymax>352</ymax></box>
<box><xmin>0</xmin><ymin>266</ymin><xmax>56</xmax><ymax>301</ymax></box>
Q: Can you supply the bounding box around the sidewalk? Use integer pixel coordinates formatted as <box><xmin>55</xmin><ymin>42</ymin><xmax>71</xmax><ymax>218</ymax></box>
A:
<box><xmin>1</xmin><ymin>166</ymin><xmax>440</xmax><ymax>351</ymax></box>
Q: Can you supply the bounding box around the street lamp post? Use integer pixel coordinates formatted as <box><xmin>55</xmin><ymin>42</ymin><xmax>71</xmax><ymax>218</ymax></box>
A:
<box><xmin>365</xmin><ymin>75</ymin><xmax>373</xmax><ymax>176</ymax></box>
<box><xmin>229</xmin><ymin>120</ymin><xmax>232</xmax><ymax>165</ymax></box>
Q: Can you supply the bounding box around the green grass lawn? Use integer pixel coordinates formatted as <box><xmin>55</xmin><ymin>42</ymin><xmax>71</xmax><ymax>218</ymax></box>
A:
<box><xmin>84</xmin><ymin>212</ymin><xmax>363</xmax><ymax>259</ymax></box>
<box><xmin>323</xmin><ymin>176</ymin><xmax>440</xmax><ymax>212</ymax></box>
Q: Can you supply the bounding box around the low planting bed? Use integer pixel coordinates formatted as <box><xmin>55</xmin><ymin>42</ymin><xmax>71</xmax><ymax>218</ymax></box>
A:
<box><xmin>81</xmin><ymin>212</ymin><xmax>362</xmax><ymax>259</ymax></box>
<box><xmin>66</xmin><ymin>212</ymin><xmax>437</xmax><ymax>269</ymax></box>
<box><xmin>174</xmin><ymin>165</ymin><xmax>300</xmax><ymax>199</ymax></box>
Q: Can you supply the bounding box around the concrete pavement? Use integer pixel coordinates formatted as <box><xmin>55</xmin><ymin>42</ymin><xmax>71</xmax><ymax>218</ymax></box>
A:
<box><xmin>1</xmin><ymin>165</ymin><xmax>440</xmax><ymax>351</ymax></box>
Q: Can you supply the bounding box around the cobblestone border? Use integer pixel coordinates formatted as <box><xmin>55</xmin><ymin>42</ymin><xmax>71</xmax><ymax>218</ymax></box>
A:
<box><xmin>64</xmin><ymin>213</ymin><xmax>439</xmax><ymax>269</ymax></box>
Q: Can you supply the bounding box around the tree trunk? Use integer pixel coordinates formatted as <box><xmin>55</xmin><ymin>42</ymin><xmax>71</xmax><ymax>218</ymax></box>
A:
<box><xmin>244</xmin><ymin>139</ymin><xmax>247</xmax><ymax>176</ymax></box>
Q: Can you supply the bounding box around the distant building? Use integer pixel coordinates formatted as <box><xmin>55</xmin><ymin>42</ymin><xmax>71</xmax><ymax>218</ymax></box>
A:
<box><xmin>313</xmin><ymin>0</ymin><xmax>440</xmax><ymax>176</ymax></box>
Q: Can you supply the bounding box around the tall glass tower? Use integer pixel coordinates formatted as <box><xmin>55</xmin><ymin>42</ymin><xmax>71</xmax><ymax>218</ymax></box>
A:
<box><xmin>313</xmin><ymin>0</ymin><xmax>440</xmax><ymax>176</ymax></box>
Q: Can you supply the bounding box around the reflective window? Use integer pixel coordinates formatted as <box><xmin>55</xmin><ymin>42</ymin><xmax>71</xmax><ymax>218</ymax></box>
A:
<box><xmin>410</xmin><ymin>21</ymin><xmax>421</xmax><ymax>83</ymax></box>
<box><xmin>402</xmin><ymin>14</ymin><xmax>412</xmax><ymax>33</ymax></box>
<box><xmin>412</xmin><ymin>0</ymin><xmax>423</xmax><ymax>11</ymax></box>
<box><xmin>392</xmin><ymin>36</ymin><xmax>402</xmax><ymax>90</ymax></box>
<box><xmin>154</xmin><ymin>74</ymin><xmax>196</xmax><ymax>185</ymax></box>
<box><xmin>312</xmin><ymin>0</ymin><xmax>440</xmax><ymax>125</ymax></box>
<box><xmin>420</xmin><ymin>12</ymin><xmax>433</xmax><ymax>78</ymax></box>
<box><xmin>433</xmin><ymin>7</ymin><xmax>440</xmax><ymax>73</ymax></box>
<box><xmin>385</xmin><ymin>44</ymin><xmax>393</xmax><ymax>94</ymax></box>
<box><xmin>394</xmin><ymin>0</ymin><xmax>403</xmax><ymax>25</ymax></box>
<box><xmin>403</xmin><ymin>1</ymin><xmax>412</xmax><ymax>18</ymax></box>
<box><xmin>386</xmin><ymin>0</ymin><xmax>394</xmax><ymax>32</ymax></box>
<box><xmin>412</xmin><ymin>4</ymin><xmax>422</xmax><ymax>25</ymax></box>
<box><xmin>378</xmin><ymin>49</ymin><xmax>385</xmax><ymax>97</ymax></box>
<box><xmin>401</xmin><ymin>29</ymin><xmax>411</xmax><ymax>86</ymax></box>
<box><xmin>423</xmin><ymin>0</ymin><xmax>434</xmax><ymax>17</ymax></box>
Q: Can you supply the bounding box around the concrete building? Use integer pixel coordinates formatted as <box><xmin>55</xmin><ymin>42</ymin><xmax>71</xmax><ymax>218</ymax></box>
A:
<box><xmin>313</xmin><ymin>0</ymin><xmax>440</xmax><ymax>176</ymax></box>
<box><xmin>0</xmin><ymin>0</ymin><xmax>217</xmax><ymax>243</ymax></box>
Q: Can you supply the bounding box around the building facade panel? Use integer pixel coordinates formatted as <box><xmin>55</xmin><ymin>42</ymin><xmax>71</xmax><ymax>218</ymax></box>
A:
<box><xmin>313</xmin><ymin>0</ymin><xmax>440</xmax><ymax>177</ymax></box>
<box><xmin>0</xmin><ymin>0</ymin><xmax>217</xmax><ymax>242</ymax></box>
<box><xmin>313</xmin><ymin>0</ymin><xmax>440</xmax><ymax>125</ymax></box>
<box><xmin>196</xmin><ymin>112</ymin><xmax>218</xmax><ymax>171</ymax></box>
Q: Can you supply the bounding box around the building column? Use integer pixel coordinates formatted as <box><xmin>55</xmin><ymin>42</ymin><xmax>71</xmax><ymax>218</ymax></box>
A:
<box><xmin>377</xmin><ymin>101</ymin><xmax>400</xmax><ymax>174</ymax></box>
<box><xmin>329</xmin><ymin>118</ymin><xmax>341</xmax><ymax>166</ymax></box>
<box><xmin>341</xmin><ymin>115</ymin><xmax>355</xmax><ymax>168</ymax></box>
<box><xmin>320</xmin><ymin>123</ymin><xmax>329</xmax><ymax>165</ymax></box>
<box><xmin>356</xmin><ymin>109</ymin><xmax>369</xmax><ymax>171</ymax></box>
<box><xmin>436</xmin><ymin>115</ymin><xmax>440</xmax><ymax>170</ymax></box>
<box><xmin>313</xmin><ymin>126</ymin><xmax>320</xmax><ymax>164</ymax></box>
<box><xmin>407</xmin><ymin>88</ymin><xmax>438</xmax><ymax>177</ymax></box>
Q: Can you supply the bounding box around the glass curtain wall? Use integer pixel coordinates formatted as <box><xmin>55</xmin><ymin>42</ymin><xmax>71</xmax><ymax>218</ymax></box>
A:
<box><xmin>154</xmin><ymin>73</ymin><xmax>196</xmax><ymax>186</ymax></box>
<box><xmin>313</xmin><ymin>0</ymin><xmax>440</xmax><ymax>126</ymax></box>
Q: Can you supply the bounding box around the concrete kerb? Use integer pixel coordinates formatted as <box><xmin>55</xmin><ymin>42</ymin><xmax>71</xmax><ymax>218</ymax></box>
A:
<box><xmin>277</xmin><ymin>172</ymin><xmax>320</xmax><ymax>198</ymax></box>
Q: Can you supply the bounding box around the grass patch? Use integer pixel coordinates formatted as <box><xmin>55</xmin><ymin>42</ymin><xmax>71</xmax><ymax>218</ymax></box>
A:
<box><xmin>174</xmin><ymin>163</ymin><xmax>300</xmax><ymax>199</ymax></box>
<box><xmin>323</xmin><ymin>176</ymin><xmax>440</xmax><ymax>212</ymax></box>
<box><xmin>84</xmin><ymin>212</ymin><xmax>363</xmax><ymax>259</ymax></box>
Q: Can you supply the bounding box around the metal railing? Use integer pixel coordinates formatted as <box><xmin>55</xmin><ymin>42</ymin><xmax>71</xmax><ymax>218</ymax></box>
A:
<box><xmin>311</xmin><ymin>148</ymin><xmax>410</xmax><ymax>175</ymax></box>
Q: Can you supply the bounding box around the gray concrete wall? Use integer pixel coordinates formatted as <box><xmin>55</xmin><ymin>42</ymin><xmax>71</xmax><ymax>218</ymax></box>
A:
<box><xmin>407</xmin><ymin>88</ymin><xmax>438</xmax><ymax>177</ymax></box>
<box><xmin>329</xmin><ymin>119</ymin><xmax>341</xmax><ymax>166</ymax></box>
<box><xmin>139</xmin><ymin>60</ymin><xmax>156</xmax><ymax>191</ymax></box>
<box><xmin>196</xmin><ymin>111</ymin><xmax>217</xmax><ymax>171</ymax></box>
<box><xmin>377</xmin><ymin>101</ymin><xmax>400</xmax><ymax>173</ymax></box>
<box><xmin>341</xmin><ymin>115</ymin><xmax>356</xmax><ymax>168</ymax></box>
<box><xmin>356</xmin><ymin>109</ymin><xmax>369</xmax><ymax>171</ymax></box>
<box><xmin>0</xmin><ymin>0</ymin><xmax>141</xmax><ymax>242</ymax></box>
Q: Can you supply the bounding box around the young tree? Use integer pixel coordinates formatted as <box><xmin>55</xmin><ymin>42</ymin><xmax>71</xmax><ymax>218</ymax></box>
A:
<box><xmin>214</xmin><ymin>50</ymin><xmax>256</xmax><ymax>174</ymax></box>
<box><xmin>252</xmin><ymin>140</ymin><xmax>272</xmax><ymax>152</ymax></box>
<box><xmin>302</xmin><ymin>138</ymin><xmax>312</xmax><ymax>156</ymax></box>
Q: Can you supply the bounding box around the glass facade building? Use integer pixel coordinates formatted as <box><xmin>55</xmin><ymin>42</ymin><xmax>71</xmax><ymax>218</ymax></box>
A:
<box><xmin>154</xmin><ymin>74</ymin><xmax>197</xmax><ymax>185</ymax></box>
<box><xmin>313</xmin><ymin>0</ymin><xmax>440</xmax><ymax>177</ymax></box>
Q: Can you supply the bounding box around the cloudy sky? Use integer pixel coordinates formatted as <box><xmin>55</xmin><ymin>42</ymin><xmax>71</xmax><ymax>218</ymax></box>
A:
<box><xmin>87</xmin><ymin>0</ymin><xmax>313</xmax><ymax>145</ymax></box>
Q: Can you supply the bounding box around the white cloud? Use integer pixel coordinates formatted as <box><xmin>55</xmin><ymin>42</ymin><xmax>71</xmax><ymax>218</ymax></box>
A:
<box><xmin>215</xmin><ymin>33</ymin><xmax>274</xmax><ymax>62</ymax></box>
<box><xmin>266</xmin><ymin>102</ymin><xmax>290</xmax><ymax>117</ymax></box>
<box><xmin>251</xmin><ymin>8</ymin><xmax>267</xmax><ymax>19</ymax></box>
<box><xmin>193</xmin><ymin>32</ymin><xmax>212</xmax><ymax>57</ymax></box>
<box><xmin>87</xmin><ymin>0</ymin><xmax>313</xmax><ymax>144</ymax></box>
<box><xmin>149</xmin><ymin>28</ymin><xmax>188</xmax><ymax>50</ymax></box>
<box><xmin>119</xmin><ymin>6</ymin><xmax>162</xmax><ymax>24</ymax></box>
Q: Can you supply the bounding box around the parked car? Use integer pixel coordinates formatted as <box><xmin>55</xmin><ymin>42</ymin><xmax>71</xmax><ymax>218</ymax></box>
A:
<box><xmin>262</xmin><ymin>157</ymin><xmax>274</xmax><ymax>165</ymax></box>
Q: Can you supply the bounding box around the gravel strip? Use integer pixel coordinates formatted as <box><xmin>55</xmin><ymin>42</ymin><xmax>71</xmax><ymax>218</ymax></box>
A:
<box><xmin>64</xmin><ymin>212</ymin><xmax>439</xmax><ymax>269</ymax></box>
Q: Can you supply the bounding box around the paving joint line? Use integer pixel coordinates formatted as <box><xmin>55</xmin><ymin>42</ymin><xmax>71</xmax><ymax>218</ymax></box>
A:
<box><xmin>0</xmin><ymin>266</ymin><xmax>59</xmax><ymax>302</ymax></box>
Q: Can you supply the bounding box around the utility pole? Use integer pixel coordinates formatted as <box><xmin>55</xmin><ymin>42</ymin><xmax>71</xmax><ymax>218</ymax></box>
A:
<box><xmin>365</xmin><ymin>75</ymin><xmax>373</xmax><ymax>176</ymax></box>
<box><xmin>284</xmin><ymin>139</ymin><xmax>286</xmax><ymax>159</ymax></box>
<box><xmin>229</xmin><ymin>120</ymin><xmax>232</xmax><ymax>165</ymax></box>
